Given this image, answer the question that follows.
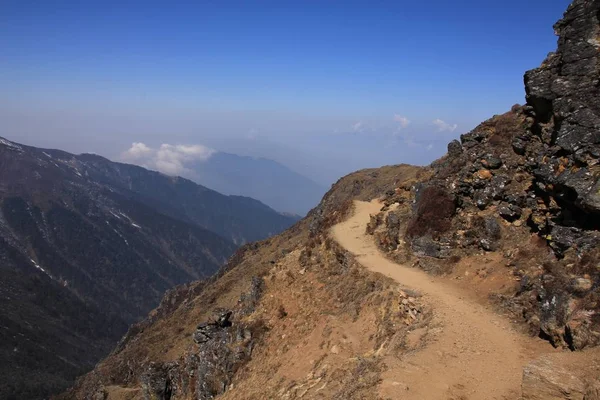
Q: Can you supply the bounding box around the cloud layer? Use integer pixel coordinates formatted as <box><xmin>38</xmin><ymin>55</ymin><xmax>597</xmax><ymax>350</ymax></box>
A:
<box><xmin>121</xmin><ymin>142</ymin><xmax>216</xmax><ymax>176</ymax></box>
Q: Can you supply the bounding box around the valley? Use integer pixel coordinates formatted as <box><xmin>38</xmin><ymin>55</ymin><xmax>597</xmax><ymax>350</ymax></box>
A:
<box><xmin>0</xmin><ymin>139</ymin><xmax>299</xmax><ymax>399</ymax></box>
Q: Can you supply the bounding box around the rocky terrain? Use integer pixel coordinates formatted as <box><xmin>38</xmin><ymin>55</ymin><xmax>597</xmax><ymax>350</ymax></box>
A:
<box><xmin>0</xmin><ymin>139</ymin><xmax>298</xmax><ymax>399</ymax></box>
<box><xmin>54</xmin><ymin>0</ymin><xmax>600</xmax><ymax>398</ymax></box>
<box><xmin>369</xmin><ymin>0</ymin><xmax>600</xmax><ymax>352</ymax></box>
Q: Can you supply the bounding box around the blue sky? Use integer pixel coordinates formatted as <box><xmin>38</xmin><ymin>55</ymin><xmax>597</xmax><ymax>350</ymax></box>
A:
<box><xmin>1</xmin><ymin>0</ymin><xmax>571</xmax><ymax>185</ymax></box>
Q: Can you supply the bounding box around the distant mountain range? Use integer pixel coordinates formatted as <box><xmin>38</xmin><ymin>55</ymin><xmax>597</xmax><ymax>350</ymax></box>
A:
<box><xmin>188</xmin><ymin>152</ymin><xmax>327</xmax><ymax>216</ymax></box>
<box><xmin>120</xmin><ymin>142</ymin><xmax>327</xmax><ymax>216</ymax></box>
<box><xmin>0</xmin><ymin>136</ymin><xmax>298</xmax><ymax>399</ymax></box>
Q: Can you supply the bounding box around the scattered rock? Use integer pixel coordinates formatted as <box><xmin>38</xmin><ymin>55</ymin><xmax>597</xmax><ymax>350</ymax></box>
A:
<box><xmin>479</xmin><ymin>239</ymin><xmax>493</xmax><ymax>252</ymax></box>
<box><xmin>499</xmin><ymin>203</ymin><xmax>522</xmax><ymax>222</ymax></box>
<box><xmin>482</xmin><ymin>156</ymin><xmax>503</xmax><ymax>169</ymax></box>
<box><xmin>476</xmin><ymin>169</ymin><xmax>493</xmax><ymax>180</ymax></box>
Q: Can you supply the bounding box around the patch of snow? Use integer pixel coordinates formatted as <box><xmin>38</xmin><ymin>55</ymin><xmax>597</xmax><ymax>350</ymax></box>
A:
<box><xmin>131</xmin><ymin>222</ymin><xmax>141</xmax><ymax>229</ymax></box>
<box><xmin>42</xmin><ymin>152</ymin><xmax>52</xmax><ymax>158</ymax></box>
<box><xmin>29</xmin><ymin>259</ymin><xmax>52</xmax><ymax>279</ymax></box>
<box><xmin>112</xmin><ymin>228</ymin><xmax>129</xmax><ymax>246</ymax></box>
<box><xmin>0</xmin><ymin>138</ymin><xmax>23</xmax><ymax>151</ymax></box>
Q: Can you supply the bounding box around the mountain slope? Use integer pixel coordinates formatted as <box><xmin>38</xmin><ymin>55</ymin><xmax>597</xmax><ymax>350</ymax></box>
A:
<box><xmin>0</xmin><ymin>137</ymin><xmax>294</xmax><ymax>399</ymax></box>
<box><xmin>64</xmin><ymin>152</ymin><xmax>300</xmax><ymax>244</ymax></box>
<box><xmin>188</xmin><ymin>152</ymin><xmax>326</xmax><ymax>216</ymax></box>
<box><xmin>60</xmin><ymin>1</ymin><xmax>600</xmax><ymax>399</ymax></box>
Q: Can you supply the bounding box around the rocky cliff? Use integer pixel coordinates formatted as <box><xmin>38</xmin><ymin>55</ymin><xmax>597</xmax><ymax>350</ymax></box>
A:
<box><xmin>367</xmin><ymin>0</ymin><xmax>600</xmax><ymax>351</ymax></box>
<box><xmin>523</xmin><ymin>0</ymin><xmax>600</xmax><ymax>253</ymax></box>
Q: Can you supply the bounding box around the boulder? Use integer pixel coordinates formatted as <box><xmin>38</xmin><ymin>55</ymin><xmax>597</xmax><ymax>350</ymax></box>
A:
<box><xmin>476</xmin><ymin>169</ymin><xmax>493</xmax><ymax>180</ymax></box>
<box><xmin>522</xmin><ymin>356</ymin><xmax>587</xmax><ymax>400</ymax></box>
<box><xmin>499</xmin><ymin>203</ymin><xmax>522</xmax><ymax>222</ymax></box>
<box><xmin>411</xmin><ymin>236</ymin><xmax>446</xmax><ymax>259</ymax></box>
<box><xmin>483</xmin><ymin>156</ymin><xmax>503</xmax><ymax>169</ymax></box>
<box><xmin>447</xmin><ymin>139</ymin><xmax>463</xmax><ymax>158</ymax></box>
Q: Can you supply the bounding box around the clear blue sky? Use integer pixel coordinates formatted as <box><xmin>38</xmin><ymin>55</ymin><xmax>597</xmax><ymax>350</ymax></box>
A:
<box><xmin>1</xmin><ymin>0</ymin><xmax>571</xmax><ymax>184</ymax></box>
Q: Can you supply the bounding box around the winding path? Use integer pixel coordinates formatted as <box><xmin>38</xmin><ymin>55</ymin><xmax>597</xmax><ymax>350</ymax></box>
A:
<box><xmin>331</xmin><ymin>200</ymin><xmax>549</xmax><ymax>399</ymax></box>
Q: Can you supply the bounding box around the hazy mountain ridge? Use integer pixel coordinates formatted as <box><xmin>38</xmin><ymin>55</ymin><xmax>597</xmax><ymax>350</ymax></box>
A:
<box><xmin>0</xmin><ymin>137</ymin><xmax>298</xmax><ymax>399</ymax></box>
<box><xmin>189</xmin><ymin>152</ymin><xmax>327</xmax><ymax>216</ymax></box>
<box><xmin>50</xmin><ymin>150</ymin><xmax>299</xmax><ymax>244</ymax></box>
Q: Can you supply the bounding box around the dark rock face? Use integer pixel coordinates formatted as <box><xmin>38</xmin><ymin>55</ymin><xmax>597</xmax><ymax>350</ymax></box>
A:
<box><xmin>139</xmin><ymin>278</ymin><xmax>266</xmax><ymax>400</ymax></box>
<box><xmin>522</xmin><ymin>0</ymin><xmax>600</xmax><ymax>254</ymax></box>
<box><xmin>419</xmin><ymin>0</ymin><xmax>600</xmax><ymax>260</ymax></box>
<box><xmin>193</xmin><ymin>311</ymin><xmax>233</xmax><ymax>344</ymax></box>
<box><xmin>372</xmin><ymin>0</ymin><xmax>600</xmax><ymax>351</ymax></box>
<box><xmin>141</xmin><ymin>363</ymin><xmax>173</xmax><ymax>400</ymax></box>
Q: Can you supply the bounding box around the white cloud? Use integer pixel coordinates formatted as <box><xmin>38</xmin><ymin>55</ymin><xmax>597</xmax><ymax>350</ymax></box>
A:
<box><xmin>393</xmin><ymin>114</ymin><xmax>411</xmax><ymax>129</ymax></box>
<box><xmin>121</xmin><ymin>142</ymin><xmax>153</xmax><ymax>161</ymax></box>
<box><xmin>120</xmin><ymin>142</ymin><xmax>216</xmax><ymax>176</ymax></box>
<box><xmin>432</xmin><ymin>119</ymin><xmax>458</xmax><ymax>132</ymax></box>
<box><xmin>352</xmin><ymin>121</ymin><xmax>364</xmax><ymax>133</ymax></box>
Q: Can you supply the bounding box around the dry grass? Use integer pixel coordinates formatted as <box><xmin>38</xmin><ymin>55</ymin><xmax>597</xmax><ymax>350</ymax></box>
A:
<box><xmin>487</xmin><ymin>109</ymin><xmax>526</xmax><ymax>147</ymax></box>
<box><xmin>406</xmin><ymin>185</ymin><xmax>456</xmax><ymax>239</ymax></box>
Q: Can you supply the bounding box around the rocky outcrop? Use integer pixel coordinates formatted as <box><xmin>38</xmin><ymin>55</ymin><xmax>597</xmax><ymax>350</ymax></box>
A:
<box><xmin>367</xmin><ymin>0</ymin><xmax>600</xmax><ymax>351</ymax></box>
<box><xmin>137</xmin><ymin>279</ymin><xmax>266</xmax><ymax>400</ymax></box>
<box><xmin>521</xmin><ymin>0</ymin><xmax>600</xmax><ymax>255</ymax></box>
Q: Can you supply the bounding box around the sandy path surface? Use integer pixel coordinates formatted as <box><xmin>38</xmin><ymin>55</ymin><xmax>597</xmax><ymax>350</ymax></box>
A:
<box><xmin>331</xmin><ymin>200</ymin><xmax>550</xmax><ymax>400</ymax></box>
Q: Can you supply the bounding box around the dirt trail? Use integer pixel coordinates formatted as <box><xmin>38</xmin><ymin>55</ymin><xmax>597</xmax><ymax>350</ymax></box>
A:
<box><xmin>331</xmin><ymin>200</ymin><xmax>552</xmax><ymax>400</ymax></box>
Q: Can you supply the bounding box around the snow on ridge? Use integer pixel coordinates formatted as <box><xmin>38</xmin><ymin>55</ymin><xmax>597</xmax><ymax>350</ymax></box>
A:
<box><xmin>0</xmin><ymin>138</ymin><xmax>23</xmax><ymax>152</ymax></box>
